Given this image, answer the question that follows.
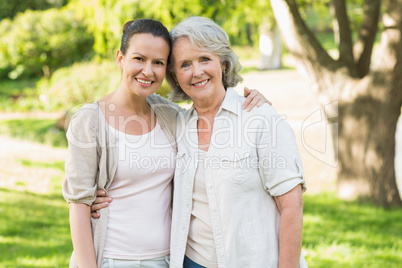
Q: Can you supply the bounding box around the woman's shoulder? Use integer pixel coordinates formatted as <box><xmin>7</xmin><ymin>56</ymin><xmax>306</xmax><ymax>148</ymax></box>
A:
<box><xmin>67</xmin><ymin>102</ymin><xmax>100</xmax><ymax>131</ymax></box>
<box><xmin>72</xmin><ymin>102</ymin><xmax>99</xmax><ymax>116</ymax></box>
<box><xmin>147</xmin><ymin>93</ymin><xmax>175</xmax><ymax>105</ymax></box>
<box><xmin>147</xmin><ymin>93</ymin><xmax>184</xmax><ymax>113</ymax></box>
<box><xmin>243</xmin><ymin>98</ymin><xmax>279</xmax><ymax>118</ymax></box>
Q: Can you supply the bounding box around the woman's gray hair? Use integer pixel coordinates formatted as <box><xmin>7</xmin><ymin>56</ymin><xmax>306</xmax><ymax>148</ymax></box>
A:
<box><xmin>166</xmin><ymin>16</ymin><xmax>243</xmax><ymax>101</ymax></box>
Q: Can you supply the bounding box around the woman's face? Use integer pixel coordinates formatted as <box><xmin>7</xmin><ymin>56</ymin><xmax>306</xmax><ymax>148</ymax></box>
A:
<box><xmin>117</xmin><ymin>33</ymin><xmax>170</xmax><ymax>97</ymax></box>
<box><xmin>171</xmin><ymin>37</ymin><xmax>226</xmax><ymax>103</ymax></box>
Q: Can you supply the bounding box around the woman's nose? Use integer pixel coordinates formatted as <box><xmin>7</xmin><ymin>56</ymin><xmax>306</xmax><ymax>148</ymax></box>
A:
<box><xmin>192</xmin><ymin>64</ymin><xmax>204</xmax><ymax>77</ymax></box>
<box><xmin>142</xmin><ymin>62</ymin><xmax>153</xmax><ymax>77</ymax></box>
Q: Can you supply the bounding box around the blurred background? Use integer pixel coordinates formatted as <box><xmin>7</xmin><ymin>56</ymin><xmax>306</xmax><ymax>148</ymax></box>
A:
<box><xmin>0</xmin><ymin>0</ymin><xmax>401</xmax><ymax>267</ymax></box>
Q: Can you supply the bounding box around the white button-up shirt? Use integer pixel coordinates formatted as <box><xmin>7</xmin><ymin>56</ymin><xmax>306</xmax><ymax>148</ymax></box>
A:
<box><xmin>170</xmin><ymin>88</ymin><xmax>308</xmax><ymax>268</ymax></box>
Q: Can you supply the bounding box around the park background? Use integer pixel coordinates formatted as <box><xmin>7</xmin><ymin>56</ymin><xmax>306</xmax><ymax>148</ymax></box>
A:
<box><xmin>0</xmin><ymin>0</ymin><xmax>401</xmax><ymax>267</ymax></box>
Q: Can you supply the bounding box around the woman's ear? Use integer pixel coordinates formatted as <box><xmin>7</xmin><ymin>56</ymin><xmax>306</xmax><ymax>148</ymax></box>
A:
<box><xmin>221</xmin><ymin>62</ymin><xmax>227</xmax><ymax>73</ymax></box>
<box><xmin>116</xmin><ymin>50</ymin><xmax>124</xmax><ymax>70</ymax></box>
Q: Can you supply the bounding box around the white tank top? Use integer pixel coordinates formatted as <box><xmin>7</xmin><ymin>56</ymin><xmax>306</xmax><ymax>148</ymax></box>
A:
<box><xmin>103</xmin><ymin>120</ymin><xmax>176</xmax><ymax>260</ymax></box>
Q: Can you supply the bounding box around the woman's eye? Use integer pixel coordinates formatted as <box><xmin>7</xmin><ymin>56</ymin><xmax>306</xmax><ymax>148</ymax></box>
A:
<box><xmin>201</xmin><ymin>57</ymin><xmax>210</xmax><ymax>62</ymax></box>
<box><xmin>155</xmin><ymin>61</ymin><xmax>165</xmax><ymax>65</ymax></box>
<box><xmin>181</xmin><ymin>63</ymin><xmax>189</xmax><ymax>68</ymax></box>
<box><xmin>134</xmin><ymin>57</ymin><xmax>143</xmax><ymax>61</ymax></box>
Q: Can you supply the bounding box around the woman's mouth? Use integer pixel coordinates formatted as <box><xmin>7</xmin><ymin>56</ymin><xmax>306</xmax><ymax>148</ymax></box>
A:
<box><xmin>193</xmin><ymin>79</ymin><xmax>209</xmax><ymax>87</ymax></box>
<box><xmin>136</xmin><ymin>78</ymin><xmax>153</xmax><ymax>85</ymax></box>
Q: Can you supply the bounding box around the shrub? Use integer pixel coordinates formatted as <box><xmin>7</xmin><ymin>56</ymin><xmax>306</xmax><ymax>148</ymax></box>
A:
<box><xmin>0</xmin><ymin>0</ymin><xmax>68</xmax><ymax>20</ymax></box>
<box><xmin>38</xmin><ymin>60</ymin><xmax>119</xmax><ymax>111</ymax></box>
<box><xmin>0</xmin><ymin>8</ymin><xmax>94</xmax><ymax>79</ymax></box>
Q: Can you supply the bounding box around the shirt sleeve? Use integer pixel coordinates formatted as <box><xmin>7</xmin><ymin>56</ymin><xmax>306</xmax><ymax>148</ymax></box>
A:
<box><xmin>62</xmin><ymin>106</ymin><xmax>99</xmax><ymax>205</ymax></box>
<box><xmin>257</xmin><ymin>106</ymin><xmax>307</xmax><ymax>196</ymax></box>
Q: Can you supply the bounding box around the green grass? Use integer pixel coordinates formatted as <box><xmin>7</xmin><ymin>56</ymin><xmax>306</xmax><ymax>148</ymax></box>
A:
<box><xmin>0</xmin><ymin>118</ymin><xmax>67</xmax><ymax>148</ymax></box>
<box><xmin>0</xmin><ymin>187</ymin><xmax>72</xmax><ymax>267</ymax></box>
<box><xmin>1</xmin><ymin>183</ymin><xmax>400</xmax><ymax>267</ymax></box>
<box><xmin>17</xmin><ymin>158</ymin><xmax>66</xmax><ymax>194</ymax></box>
<box><xmin>303</xmin><ymin>192</ymin><xmax>402</xmax><ymax>267</ymax></box>
<box><xmin>18</xmin><ymin>159</ymin><xmax>64</xmax><ymax>172</ymax></box>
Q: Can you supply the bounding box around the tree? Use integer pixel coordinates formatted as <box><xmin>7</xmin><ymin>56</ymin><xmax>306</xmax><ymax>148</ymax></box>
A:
<box><xmin>270</xmin><ymin>0</ymin><xmax>402</xmax><ymax>207</ymax></box>
<box><xmin>0</xmin><ymin>0</ymin><xmax>67</xmax><ymax>20</ymax></box>
<box><xmin>67</xmin><ymin>0</ymin><xmax>277</xmax><ymax>59</ymax></box>
<box><xmin>0</xmin><ymin>8</ymin><xmax>93</xmax><ymax>79</ymax></box>
<box><xmin>258</xmin><ymin>19</ymin><xmax>283</xmax><ymax>70</ymax></box>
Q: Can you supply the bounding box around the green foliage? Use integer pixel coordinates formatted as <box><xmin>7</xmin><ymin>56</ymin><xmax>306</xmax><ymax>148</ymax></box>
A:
<box><xmin>38</xmin><ymin>60</ymin><xmax>120</xmax><ymax>111</ymax></box>
<box><xmin>67</xmin><ymin>0</ymin><xmax>274</xmax><ymax>59</ymax></box>
<box><xmin>299</xmin><ymin>0</ymin><xmax>367</xmax><ymax>39</ymax></box>
<box><xmin>137</xmin><ymin>0</ymin><xmax>204</xmax><ymax>29</ymax></box>
<box><xmin>138</xmin><ymin>0</ymin><xmax>273</xmax><ymax>45</ymax></box>
<box><xmin>0</xmin><ymin>78</ymin><xmax>48</xmax><ymax>111</ymax></box>
<box><xmin>0</xmin><ymin>8</ymin><xmax>94</xmax><ymax>79</ymax></box>
<box><xmin>0</xmin><ymin>187</ymin><xmax>72</xmax><ymax>266</ymax></box>
<box><xmin>68</xmin><ymin>0</ymin><xmax>140</xmax><ymax>59</ymax></box>
<box><xmin>232</xmin><ymin>45</ymin><xmax>261</xmax><ymax>61</ymax></box>
<box><xmin>0</xmin><ymin>0</ymin><xmax>68</xmax><ymax>20</ymax></box>
<box><xmin>0</xmin><ymin>119</ymin><xmax>68</xmax><ymax>148</ymax></box>
<box><xmin>217</xmin><ymin>0</ymin><xmax>273</xmax><ymax>45</ymax></box>
<box><xmin>302</xmin><ymin>3</ymin><xmax>333</xmax><ymax>33</ymax></box>
<box><xmin>0</xmin><ymin>0</ymin><xmax>372</xmax><ymax>81</ymax></box>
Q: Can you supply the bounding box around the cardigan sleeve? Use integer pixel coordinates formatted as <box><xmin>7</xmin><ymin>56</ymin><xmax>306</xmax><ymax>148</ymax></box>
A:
<box><xmin>62</xmin><ymin>104</ymin><xmax>100</xmax><ymax>206</ymax></box>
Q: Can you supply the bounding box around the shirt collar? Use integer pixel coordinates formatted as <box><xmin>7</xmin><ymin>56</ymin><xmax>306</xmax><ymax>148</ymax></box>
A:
<box><xmin>188</xmin><ymin>88</ymin><xmax>242</xmax><ymax>119</ymax></box>
<box><xmin>219</xmin><ymin>88</ymin><xmax>241</xmax><ymax>116</ymax></box>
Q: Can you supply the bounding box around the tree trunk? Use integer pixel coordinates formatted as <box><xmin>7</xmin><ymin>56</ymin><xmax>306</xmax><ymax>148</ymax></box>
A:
<box><xmin>270</xmin><ymin>0</ymin><xmax>402</xmax><ymax>207</ymax></box>
<box><xmin>259</xmin><ymin>25</ymin><xmax>282</xmax><ymax>70</ymax></box>
<box><xmin>337</xmin><ymin>75</ymin><xmax>402</xmax><ymax>206</ymax></box>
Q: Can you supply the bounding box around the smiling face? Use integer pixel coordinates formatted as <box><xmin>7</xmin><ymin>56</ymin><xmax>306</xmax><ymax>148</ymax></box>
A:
<box><xmin>117</xmin><ymin>33</ymin><xmax>170</xmax><ymax>97</ymax></box>
<box><xmin>171</xmin><ymin>37</ymin><xmax>226</xmax><ymax>104</ymax></box>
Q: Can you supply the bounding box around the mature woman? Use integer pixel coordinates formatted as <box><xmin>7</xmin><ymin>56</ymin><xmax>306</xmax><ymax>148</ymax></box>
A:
<box><xmin>166</xmin><ymin>17</ymin><xmax>308</xmax><ymax>268</ymax></box>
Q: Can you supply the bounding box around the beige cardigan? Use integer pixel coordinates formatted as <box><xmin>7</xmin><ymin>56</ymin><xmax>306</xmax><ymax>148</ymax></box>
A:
<box><xmin>62</xmin><ymin>94</ymin><xmax>180</xmax><ymax>267</ymax></box>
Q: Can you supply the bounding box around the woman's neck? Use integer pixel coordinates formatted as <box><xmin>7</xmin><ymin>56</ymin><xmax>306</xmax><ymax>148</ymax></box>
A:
<box><xmin>110</xmin><ymin>85</ymin><xmax>151</xmax><ymax>116</ymax></box>
<box><xmin>193</xmin><ymin>89</ymin><xmax>226</xmax><ymax>117</ymax></box>
<box><xmin>99</xmin><ymin>85</ymin><xmax>156</xmax><ymax>135</ymax></box>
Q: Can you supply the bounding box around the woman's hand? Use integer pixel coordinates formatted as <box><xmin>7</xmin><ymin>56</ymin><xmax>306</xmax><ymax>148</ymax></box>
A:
<box><xmin>243</xmin><ymin>87</ymin><xmax>272</xmax><ymax>111</ymax></box>
<box><xmin>90</xmin><ymin>190</ymin><xmax>112</xmax><ymax>219</ymax></box>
